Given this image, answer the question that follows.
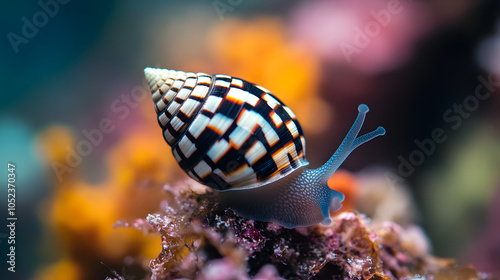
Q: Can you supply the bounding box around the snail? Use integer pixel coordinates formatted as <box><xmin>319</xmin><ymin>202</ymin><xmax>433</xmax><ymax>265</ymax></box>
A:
<box><xmin>144</xmin><ymin>67</ymin><xmax>385</xmax><ymax>228</ymax></box>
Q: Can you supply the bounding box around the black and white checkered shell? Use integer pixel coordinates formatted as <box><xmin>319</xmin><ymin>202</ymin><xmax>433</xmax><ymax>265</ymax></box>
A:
<box><xmin>145</xmin><ymin>68</ymin><xmax>308</xmax><ymax>191</ymax></box>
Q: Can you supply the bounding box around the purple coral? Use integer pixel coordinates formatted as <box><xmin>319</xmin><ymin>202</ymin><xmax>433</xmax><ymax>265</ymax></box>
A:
<box><xmin>116</xmin><ymin>182</ymin><xmax>494</xmax><ymax>280</ymax></box>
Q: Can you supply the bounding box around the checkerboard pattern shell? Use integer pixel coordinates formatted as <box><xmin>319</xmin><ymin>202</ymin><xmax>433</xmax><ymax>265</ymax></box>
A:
<box><xmin>144</xmin><ymin>68</ymin><xmax>309</xmax><ymax>191</ymax></box>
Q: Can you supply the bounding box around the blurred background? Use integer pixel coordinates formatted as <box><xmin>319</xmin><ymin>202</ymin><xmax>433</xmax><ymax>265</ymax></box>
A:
<box><xmin>1</xmin><ymin>0</ymin><xmax>500</xmax><ymax>279</ymax></box>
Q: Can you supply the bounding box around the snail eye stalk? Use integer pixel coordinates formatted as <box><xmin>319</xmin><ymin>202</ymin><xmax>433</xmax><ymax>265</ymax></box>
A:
<box><xmin>316</xmin><ymin>104</ymin><xmax>385</xmax><ymax>183</ymax></box>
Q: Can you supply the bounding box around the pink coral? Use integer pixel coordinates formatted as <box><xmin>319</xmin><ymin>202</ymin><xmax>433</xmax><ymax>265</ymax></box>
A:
<box><xmin>290</xmin><ymin>0</ymin><xmax>433</xmax><ymax>74</ymax></box>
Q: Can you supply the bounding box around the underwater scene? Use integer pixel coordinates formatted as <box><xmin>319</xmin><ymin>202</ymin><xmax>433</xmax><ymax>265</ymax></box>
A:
<box><xmin>2</xmin><ymin>0</ymin><xmax>500</xmax><ymax>279</ymax></box>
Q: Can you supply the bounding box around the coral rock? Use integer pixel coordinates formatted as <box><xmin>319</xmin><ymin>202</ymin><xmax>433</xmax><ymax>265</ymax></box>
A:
<box><xmin>123</xmin><ymin>182</ymin><xmax>493</xmax><ymax>280</ymax></box>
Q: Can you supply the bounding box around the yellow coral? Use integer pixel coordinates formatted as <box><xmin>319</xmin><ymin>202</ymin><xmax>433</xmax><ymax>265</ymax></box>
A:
<box><xmin>35</xmin><ymin>258</ymin><xmax>81</xmax><ymax>280</ymax></box>
<box><xmin>35</xmin><ymin>114</ymin><xmax>173</xmax><ymax>278</ymax></box>
<box><xmin>37</xmin><ymin>126</ymin><xmax>76</xmax><ymax>165</ymax></box>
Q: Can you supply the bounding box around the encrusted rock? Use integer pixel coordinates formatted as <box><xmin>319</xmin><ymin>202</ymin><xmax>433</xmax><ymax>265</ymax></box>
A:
<box><xmin>116</xmin><ymin>182</ymin><xmax>493</xmax><ymax>280</ymax></box>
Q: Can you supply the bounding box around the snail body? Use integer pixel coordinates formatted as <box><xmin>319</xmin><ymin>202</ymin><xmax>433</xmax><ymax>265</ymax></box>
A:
<box><xmin>144</xmin><ymin>67</ymin><xmax>385</xmax><ymax>228</ymax></box>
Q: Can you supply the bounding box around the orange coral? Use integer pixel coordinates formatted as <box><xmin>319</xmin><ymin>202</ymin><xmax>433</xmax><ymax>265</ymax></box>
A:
<box><xmin>328</xmin><ymin>170</ymin><xmax>359</xmax><ymax>213</ymax></box>
<box><xmin>207</xmin><ymin>17</ymin><xmax>330</xmax><ymax>136</ymax></box>
<box><xmin>35</xmin><ymin>258</ymin><xmax>81</xmax><ymax>280</ymax></box>
<box><xmin>34</xmin><ymin>107</ymin><xmax>180</xmax><ymax>278</ymax></box>
<box><xmin>208</xmin><ymin>18</ymin><xmax>318</xmax><ymax>103</ymax></box>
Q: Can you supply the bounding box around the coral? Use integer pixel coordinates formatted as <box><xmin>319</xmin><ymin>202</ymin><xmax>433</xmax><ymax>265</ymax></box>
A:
<box><xmin>120</xmin><ymin>182</ymin><xmax>494</xmax><ymax>280</ymax></box>
<box><xmin>327</xmin><ymin>170</ymin><xmax>358</xmax><ymax>213</ymax></box>
<box><xmin>354</xmin><ymin>169</ymin><xmax>418</xmax><ymax>226</ymax></box>
<box><xmin>289</xmin><ymin>0</ymin><xmax>432</xmax><ymax>73</ymax></box>
<box><xmin>34</xmin><ymin>109</ymin><xmax>178</xmax><ymax>279</ymax></box>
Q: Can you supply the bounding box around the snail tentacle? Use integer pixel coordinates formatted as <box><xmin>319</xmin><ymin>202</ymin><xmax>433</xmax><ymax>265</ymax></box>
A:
<box><xmin>351</xmin><ymin>126</ymin><xmax>386</xmax><ymax>151</ymax></box>
<box><xmin>316</xmin><ymin>104</ymin><xmax>385</xmax><ymax>183</ymax></box>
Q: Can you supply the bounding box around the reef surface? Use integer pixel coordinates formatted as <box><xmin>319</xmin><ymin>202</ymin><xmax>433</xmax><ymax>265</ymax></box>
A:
<box><xmin>111</xmin><ymin>182</ymin><xmax>492</xmax><ymax>280</ymax></box>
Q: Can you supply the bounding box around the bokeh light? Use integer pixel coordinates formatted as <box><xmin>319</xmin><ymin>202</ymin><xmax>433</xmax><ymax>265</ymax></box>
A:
<box><xmin>2</xmin><ymin>0</ymin><xmax>500</xmax><ymax>278</ymax></box>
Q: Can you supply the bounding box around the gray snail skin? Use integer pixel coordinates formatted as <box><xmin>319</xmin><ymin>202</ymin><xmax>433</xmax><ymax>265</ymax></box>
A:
<box><xmin>145</xmin><ymin>67</ymin><xmax>385</xmax><ymax>228</ymax></box>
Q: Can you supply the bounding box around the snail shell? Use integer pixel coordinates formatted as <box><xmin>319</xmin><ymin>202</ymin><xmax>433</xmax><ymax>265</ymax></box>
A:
<box><xmin>145</xmin><ymin>68</ymin><xmax>308</xmax><ymax>191</ymax></box>
<box><xmin>144</xmin><ymin>67</ymin><xmax>385</xmax><ymax>228</ymax></box>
